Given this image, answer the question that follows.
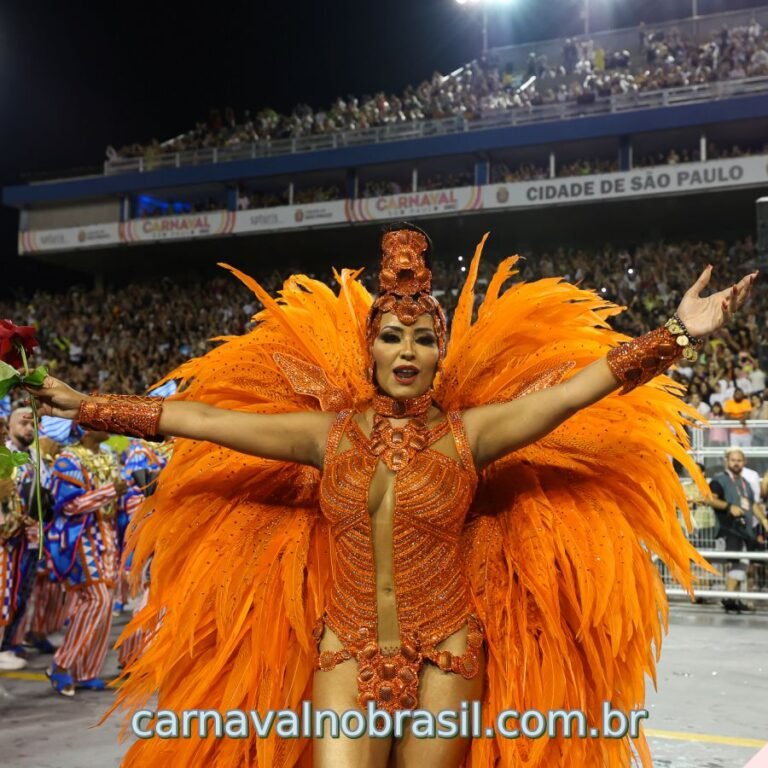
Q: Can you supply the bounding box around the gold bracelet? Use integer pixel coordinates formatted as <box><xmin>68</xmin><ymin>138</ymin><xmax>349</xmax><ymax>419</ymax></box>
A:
<box><xmin>665</xmin><ymin>314</ymin><xmax>703</xmax><ymax>361</ymax></box>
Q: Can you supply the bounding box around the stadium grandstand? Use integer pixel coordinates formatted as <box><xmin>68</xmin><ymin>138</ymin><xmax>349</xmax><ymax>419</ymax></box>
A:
<box><xmin>2</xmin><ymin>1</ymin><xmax>768</xmax><ymax>766</ymax></box>
<box><xmin>5</xmin><ymin>5</ymin><xmax>768</xmax><ymax>456</ymax></box>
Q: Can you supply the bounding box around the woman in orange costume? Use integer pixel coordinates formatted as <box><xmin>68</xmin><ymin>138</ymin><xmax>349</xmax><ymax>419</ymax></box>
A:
<box><xmin>32</xmin><ymin>226</ymin><xmax>756</xmax><ymax>768</ymax></box>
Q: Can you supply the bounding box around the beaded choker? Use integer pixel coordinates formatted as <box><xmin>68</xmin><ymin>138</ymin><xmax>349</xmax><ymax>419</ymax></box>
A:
<box><xmin>372</xmin><ymin>390</ymin><xmax>433</xmax><ymax>419</ymax></box>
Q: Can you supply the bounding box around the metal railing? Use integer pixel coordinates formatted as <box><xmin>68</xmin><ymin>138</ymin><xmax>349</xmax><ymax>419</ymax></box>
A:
<box><xmin>103</xmin><ymin>76</ymin><xmax>768</xmax><ymax>177</ymax></box>
<box><xmin>662</xmin><ymin>550</ymin><xmax>768</xmax><ymax>604</ymax></box>
<box><xmin>689</xmin><ymin>418</ymin><xmax>768</xmax><ymax>466</ymax></box>
<box><xmin>669</xmin><ymin>549</ymin><xmax>768</xmax><ymax>603</ymax></box>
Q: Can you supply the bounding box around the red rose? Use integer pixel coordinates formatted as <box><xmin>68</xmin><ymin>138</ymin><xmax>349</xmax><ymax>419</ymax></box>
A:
<box><xmin>0</xmin><ymin>319</ymin><xmax>39</xmax><ymax>369</ymax></box>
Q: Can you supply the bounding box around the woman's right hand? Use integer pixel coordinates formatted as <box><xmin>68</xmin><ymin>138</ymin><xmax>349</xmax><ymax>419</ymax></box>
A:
<box><xmin>25</xmin><ymin>376</ymin><xmax>86</xmax><ymax>419</ymax></box>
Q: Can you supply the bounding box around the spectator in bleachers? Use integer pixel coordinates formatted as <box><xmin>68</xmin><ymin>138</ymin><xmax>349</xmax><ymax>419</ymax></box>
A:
<box><xmin>294</xmin><ymin>186</ymin><xmax>342</xmax><ymax>204</ymax></box>
<box><xmin>362</xmin><ymin>181</ymin><xmax>405</xmax><ymax>198</ymax></box>
<box><xmin>724</xmin><ymin>388</ymin><xmax>753</xmax><ymax>447</ymax></box>
<box><xmin>708</xmin><ymin>402</ymin><xmax>730</xmax><ymax>447</ymax></box>
<box><xmin>746</xmin><ymin>355</ymin><xmax>767</xmax><ymax>393</ymax></box>
<box><xmin>750</xmin><ymin>395</ymin><xmax>768</xmax><ymax>448</ymax></box>
<box><xmin>246</xmin><ymin>190</ymin><xmax>289</xmax><ymax>209</ymax></box>
<box><xmin>689</xmin><ymin>391</ymin><xmax>711</xmax><ymax>420</ymax></box>
<box><xmin>752</xmin><ymin>393</ymin><xmax>768</xmax><ymax>420</ymax></box>
<box><xmin>418</xmin><ymin>172</ymin><xmax>473</xmax><ymax>191</ymax></box>
<box><xmin>491</xmin><ymin>162</ymin><xmax>548</xmax><ymax>183</ymax></box>
<box><xmin>557</xmin><ymin>157</ymin><xmax>618</xmax><ymax>177</ymax></box>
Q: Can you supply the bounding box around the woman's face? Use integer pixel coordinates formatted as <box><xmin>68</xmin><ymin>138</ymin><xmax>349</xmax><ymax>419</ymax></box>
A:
<box><xmin>371</xmin><ymin>312</ymin><xmax>439</xmax><ymax>398</ymax></box>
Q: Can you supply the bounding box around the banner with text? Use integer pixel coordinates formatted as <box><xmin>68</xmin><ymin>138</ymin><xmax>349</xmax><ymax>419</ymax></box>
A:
<box><xmin>19</xmin><ymin>156</ymin><xmax>768</xmax><ymax>254</ymax></box>
<box><xmin>234</xmin><ymin>200</ymin><xmax>346</xmax><ymax>234</ymax></box>
<box><xmin>19</xmin><ymin>223</ymin><xmax>120</xmax><ymax>254</ymax></box>
<box><xmin>120</xmin><ymin>211</ymin><xmax>237</xmax><ymax>242</ymax></box>
<box><xmin>345</xmin><ymin>186</ymin><xmax>482</xmax><ymax>222</ymax></box>
<box><xmin>485</xmin><ymin>156</ymin><xmax>768</xmax><ymax>210</ymax></box>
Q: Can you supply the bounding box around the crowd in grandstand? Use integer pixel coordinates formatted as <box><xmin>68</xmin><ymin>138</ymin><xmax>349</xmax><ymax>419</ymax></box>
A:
<box><xmin>3</xmin><ymin>237</ymin><xmax>766</xmax><ymax>448</ymax></box>
<box><xmin>488</xmin><ymin>141</ymin><xmax>765</xmax><ymax>183</ymax></box>
<box><xmin>0</xmin><ymin>277</ymin><xmax>250</xmax><ymax>394</ymax></box>
<box><xmin>543</xmin><ymin>17</ymin><xmax>768</xmax><ymax>97</ymax></box>
<box><xmin>109</xmin><ymin>17</ymin><xmax>768</xmax><ymax>163</ymax></box>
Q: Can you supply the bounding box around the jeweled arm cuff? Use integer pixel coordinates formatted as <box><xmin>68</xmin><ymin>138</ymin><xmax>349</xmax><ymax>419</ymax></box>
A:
<box><xmin>77</xmin><ymin>395</ymin><xmax>165</xmax><ymax>442</ymax></box>
<box><xmin>607</xmin><ymin>316</ymin><xmax>702</xmax><ymax>394</ymax></box>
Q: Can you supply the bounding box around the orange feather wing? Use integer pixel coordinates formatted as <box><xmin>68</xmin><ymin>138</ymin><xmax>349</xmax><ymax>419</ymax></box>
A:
<box><xmin>436</xmin><ymin>238</ymin><xmax>704</xmax><ymax>768</ymax></box>
<box><xmin>111</xmin><ymin>268</ymin><xmax>372</xmax><ymax>768</ymax></box>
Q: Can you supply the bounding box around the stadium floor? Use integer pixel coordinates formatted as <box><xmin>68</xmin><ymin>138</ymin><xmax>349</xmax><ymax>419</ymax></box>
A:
<box><xmin>0</xmin><ymin>604</ymin><xmax>765</xmax><ymax>768</ymax></box>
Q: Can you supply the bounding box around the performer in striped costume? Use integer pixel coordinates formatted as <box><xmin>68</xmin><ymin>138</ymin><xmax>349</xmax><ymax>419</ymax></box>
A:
<box><xmin>114</xmin><ymin>439</ymin><xmax>166</xmax><ymax>614</ymax></box>
<box><xmin>0</xmin><ymin>413</ymin><xmax>25</xmax><ymax>671</ymax></box>
<box><xmin>0</xmin><ymin>467</ymin><xmax>27</xmax><ymax>670</ymax></box>
<box><xmin>46</xmin><ymin>427</ymin><xmax>126</xmax><ymax>696</ymax></box>
<box><xmin>116</xmin><ymin>438</ymin><xmax>171</xmax><ymax>666</ymax></box>
<box><xmin>0</xmin><ymin>407</ymin><xmax>50</xmax><ymax>668</ymax></box>
<box><xmin>3</xmin><ymin>409</ymin><xmax>57</xmax><ymax>656</ymax></box>
<box><xmin>29</xmin><ymin>570</ymin><xmax>68</xmax><ymax>636</ymax></box>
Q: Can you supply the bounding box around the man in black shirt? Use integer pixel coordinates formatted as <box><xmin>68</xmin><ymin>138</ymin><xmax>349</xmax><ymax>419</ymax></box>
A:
<box><xmin>709</xmin><ymin>448</ymin><xmax>768</xmax><ymax>611</ymax></box>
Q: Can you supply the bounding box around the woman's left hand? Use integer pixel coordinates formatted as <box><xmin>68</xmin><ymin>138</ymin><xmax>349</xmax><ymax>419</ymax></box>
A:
<box><xmin>676</xmin><ymin>266</ymin><xmax>759</xmax><ymax>338</ymax></box>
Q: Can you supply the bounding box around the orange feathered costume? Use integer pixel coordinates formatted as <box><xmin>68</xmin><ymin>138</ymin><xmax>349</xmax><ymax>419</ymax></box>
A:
<box><xmin>113</xmin><ymin>233</ymin><xmax>703</xmax><ymax>767</ymax></box>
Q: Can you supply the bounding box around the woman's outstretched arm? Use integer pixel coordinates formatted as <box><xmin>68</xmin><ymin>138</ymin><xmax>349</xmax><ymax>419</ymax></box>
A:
<box><xmin>28</xmin><ymin>378</ymin><xmax>336</xmax><ymax>469</ymax></box>
<box><xmin>463</xmin><ymin>266</ymin><xmax>758</xmax><ymax>469</ymax></box>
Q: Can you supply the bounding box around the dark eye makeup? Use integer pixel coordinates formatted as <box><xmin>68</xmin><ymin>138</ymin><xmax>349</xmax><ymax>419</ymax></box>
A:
<box><xmin>378</xmin><ymin>328</ymin><xmax>437</xmax><ymax>345</ymax></box>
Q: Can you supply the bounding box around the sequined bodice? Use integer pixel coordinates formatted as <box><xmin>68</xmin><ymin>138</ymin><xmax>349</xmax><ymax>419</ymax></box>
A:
<box><xmin>319</xmin><ymin>410</ymin><xmax>477</xmax><ymax>654</ymax></box>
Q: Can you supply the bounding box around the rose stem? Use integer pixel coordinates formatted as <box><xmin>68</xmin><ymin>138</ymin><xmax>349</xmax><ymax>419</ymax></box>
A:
<box><xmin>17</xmin><ymin>343</ymin><xmax>44</xmax><ymax>558</ymax></box>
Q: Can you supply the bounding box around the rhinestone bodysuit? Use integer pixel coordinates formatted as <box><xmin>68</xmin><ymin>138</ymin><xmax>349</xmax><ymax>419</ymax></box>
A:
<box><xmin>317</xmin><ymin>409</ymin><xmax>482</xmax><ymax>712</ymax></box>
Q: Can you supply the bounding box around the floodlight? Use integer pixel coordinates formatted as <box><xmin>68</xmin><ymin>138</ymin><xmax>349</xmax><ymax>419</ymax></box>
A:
<box><xmin>454</xmin><ymin>0</ymin><xmax>516</xmax><ymax>54</ymax></box>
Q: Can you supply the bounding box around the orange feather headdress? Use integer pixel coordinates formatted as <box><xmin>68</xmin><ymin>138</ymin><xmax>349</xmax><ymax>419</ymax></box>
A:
<box><xmin>365</xmin><ymin>228</ymin><xmax>448</xmax><ymax>370</ymax></box>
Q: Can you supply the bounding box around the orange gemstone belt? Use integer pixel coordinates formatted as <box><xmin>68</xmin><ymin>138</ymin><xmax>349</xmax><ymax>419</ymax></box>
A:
<box><xmin>314</xmin><ymin>615</ymin><xmax>484</xmax><ymax>713</ymax></box>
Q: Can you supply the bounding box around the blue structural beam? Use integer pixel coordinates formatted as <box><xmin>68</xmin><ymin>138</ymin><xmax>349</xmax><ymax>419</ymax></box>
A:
<box><xmin>618</xmin><ymin>135</ymin><xmax>632</xmax><ymax>172</ymax></box>
<box><xmin>5</xmin><ymin>94</ymin><xmax>768</xmax><ymax>208</ymax></box>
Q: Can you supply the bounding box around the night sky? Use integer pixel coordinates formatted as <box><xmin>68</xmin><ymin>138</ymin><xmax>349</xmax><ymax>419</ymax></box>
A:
<box><xmin>0</xmin><ymin>0</ymin><xmax>763</xmax><ymax>288</ymax></box>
